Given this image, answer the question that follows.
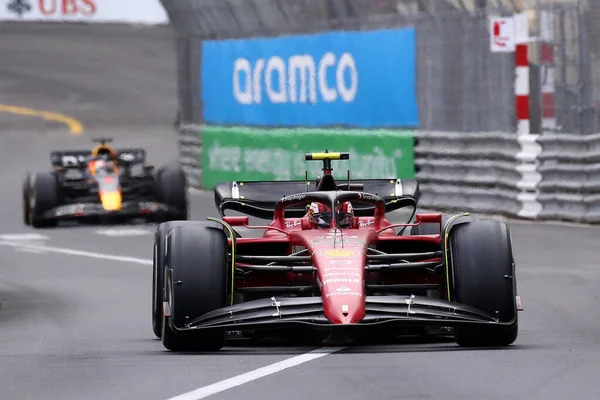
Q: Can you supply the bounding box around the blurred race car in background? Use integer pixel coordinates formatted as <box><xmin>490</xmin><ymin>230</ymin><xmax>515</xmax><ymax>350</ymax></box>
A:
<box><xmin>22</xmin><ymin>137</ymin><xmax>188</xmax><ymax>227</ymax></box>
<box><xmin>153</xmin><ymin>150</ymin><xmax>522</xmax><ymax>352</ymax></box>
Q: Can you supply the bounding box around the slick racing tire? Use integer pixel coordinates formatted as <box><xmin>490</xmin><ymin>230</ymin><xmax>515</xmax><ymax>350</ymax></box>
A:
<box><xmin>161</xmin><ymin>223</ymin><xmax>228</xmax><ymax>352</ymax></box>
<box><xmin>22</xmin><ymin>173</ymin><xmax>31</xmax><ymax>226</ymax></box>
<box><xmin>152</xmin><ymin>220</ymin><xmax>207</xmax><ymax>339</ymax></box>
<box><xmin>29</xmin><ymin>172</ymin><xmax>59</xmax><ymax>228</ymax></box>
<box><xmin>157</xmin><ymin>163</ymin><xmax>188</xmax><ymax>221</ymax></box>
<box><xmin>449</xmin><ymin>219</ymin><xmax>518</xmax><ymax>347</ymax></box>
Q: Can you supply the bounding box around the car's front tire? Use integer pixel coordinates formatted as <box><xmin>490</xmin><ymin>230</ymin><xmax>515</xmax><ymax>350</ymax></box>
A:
<box><xmin>449</xmin><ymin>219</ymin><xmax>518</xmax><ymax>347</ymax></box>
<box><xmin>22</xmin><ymin>173</ymin><xmax>31</xmax><ymax>225</ymax></box>
<box><xmin>161</xmin><ymin>223</ymin><xmax>228</xmax><ymax>352</ymax></box>
<box><xmin>152</xmin><ymin>220</ymin><xmax>210</xmax><ymax>339</ymax></box>
<box><xmin>156</xmin><ymin>163</ymin><xmax>188</xmax><ymax>221</ymax></box>
<box><xmin>29</xmin><ymin>172</ymin><xmax>59</xmax><ymax>228</ymax></box>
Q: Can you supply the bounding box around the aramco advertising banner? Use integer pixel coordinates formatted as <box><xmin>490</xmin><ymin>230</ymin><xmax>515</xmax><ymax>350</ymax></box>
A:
<box><xmin>201</xmin><ymin>28</ymin><xmax>418</xmax><ymax>128</ymax></box>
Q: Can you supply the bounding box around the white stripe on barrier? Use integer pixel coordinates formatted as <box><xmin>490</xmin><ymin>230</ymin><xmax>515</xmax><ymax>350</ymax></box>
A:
<box><xmin>516</xmin><ymin>134</ymin><xmax>542</xmax><ymax>218</ymax></box>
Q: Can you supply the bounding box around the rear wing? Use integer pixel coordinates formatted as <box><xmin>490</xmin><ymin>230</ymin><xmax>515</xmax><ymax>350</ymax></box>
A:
<box><xmin>214</xmin><ymin>179</ymin><xmax>420</xmax><ymax>219</ymax></box>
<box><xmin>50</xmin><ymin>148</ymin><xmax>146</xmax><ymax>168</ymax></box>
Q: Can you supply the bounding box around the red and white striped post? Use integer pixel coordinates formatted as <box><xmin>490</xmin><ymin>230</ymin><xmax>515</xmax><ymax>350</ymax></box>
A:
<box><xmin>515</xmin><ymin>41</ymin><xmax>530</xmax><ymax>135</ymax></box>
<box><xmin>539</xmin><ymin>10</ymin><xmax>556</xmax><ymax>132</ymax></box>
<box><xmin>509</xmin><ymin>13</ymin><xmax>542</xmax><ymax>219</ymax></box>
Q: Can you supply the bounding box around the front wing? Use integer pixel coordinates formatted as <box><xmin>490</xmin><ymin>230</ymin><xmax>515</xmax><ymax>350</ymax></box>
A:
<box><xmin>40</xmin><ymin>200</ymin><xmax>176</xmax><ymax>221</ymax></box>
<box><xmin>165</xmin><ymin>295</ymin><xmax>513</xmax><ymax>335</ymax></box>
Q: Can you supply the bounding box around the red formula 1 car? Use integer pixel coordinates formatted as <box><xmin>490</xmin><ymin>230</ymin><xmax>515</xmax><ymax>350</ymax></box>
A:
<box><xmin>152</xmin><ymin>151</ymin><xmax>522</xmax><ymax>351</ymax></box>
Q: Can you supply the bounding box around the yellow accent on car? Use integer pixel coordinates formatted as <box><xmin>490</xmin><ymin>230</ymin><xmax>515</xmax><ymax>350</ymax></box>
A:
<box><xmin>100</xmin><ymin>191</ymin><xmax>122</xmax><ymax>211</ymax></box>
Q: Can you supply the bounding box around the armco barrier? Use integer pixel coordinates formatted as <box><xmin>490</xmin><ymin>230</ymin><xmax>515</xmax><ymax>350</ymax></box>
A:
<box><xmin>178</xmin><ymin>125</ymin><xmax>547</xmax><ymax>220</ymax></box>
<box><xmin>179</xmin><ymin>124</ymin><xmax>203</xmax><ymax>188</ymax></box>
<box><xmin>537</xmin><ymin>133</ymin><xmax>600</xmax><ymax>223</ymax></box>
<box><xmin>414</xmin><ymin>131</ymin><xmax>542</xmax><ymax>218</ymax></box>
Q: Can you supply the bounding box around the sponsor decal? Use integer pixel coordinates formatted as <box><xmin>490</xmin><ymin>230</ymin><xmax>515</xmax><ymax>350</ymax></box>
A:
<box><xmin>290</xmin><ymin>245</ymin><xmax>306</xmax><ymax>254</ymax></box>
<box><xmin>322</xmin><ymin>278</ymin><xmax>360</xmax><ymax>286</ymax></box>
<box><xmin>357</xmin><ymin>192</ymin><xmax>380</xmax><ymax>202</ymax></box>
<box><xmin>324</xmin><ymin>266</ymin><xmax>360</xmax><ymax>272</ymax></box>
<box><xmin>323</xmin><ymin>272</ymin><xmax>360</xmax><ymax>278</ymax></box>
<box><xmin>281</xmin><ymin>193</ymin><xmax>306</xmax><ymax>202</ymax></box>
<box><xmin>119</xmin><ymin>152</ymin><xmax>136</xmax><ymax>162</ymax></box>
<box><xmin>285</xmin><ymin>220</ymin><xmax>301</xmax><ymax>229</ymax></box>
<box><xmin>328</xmin><ymin>260</ymin><xmax>353</xmax><ymax>265</ymax></box>
<box><xmin>58</xmin><ymin>154</ymin><xmax>88</xmax><ymax>167</ymax></box>
<box><xmin>55</xmin><ymin>204</ymin><xmax>84</xmax><ymax>216</ymax></box>
<box><xmin>325</xmin><ymin>291</ymin><xmax>362</xmax><ymax>298</ymax></box>
<box><xmin>312</xmin><ymin>235</ymin><xmax>366</xmax><ymax>246</ymax></box>
<box><xmin>139</xmin><ymin>202</ymin><xmax>160</xmax><ymax>212</ymax></box>
<box><xmin>320</xmin><ymin>249</ymin><xmax>360</xmax><ymax>258</ymax></box>
<box><xmin>359</xmin><ymin>219</ymin><xmax>375</xmax><ymax>227</ymax></box>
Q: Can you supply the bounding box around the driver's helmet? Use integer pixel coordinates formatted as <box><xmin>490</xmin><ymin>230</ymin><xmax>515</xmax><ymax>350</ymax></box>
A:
<box><xmin>307</xmin><ymin>202</ymin><xmax>331</xmax><ymax>229</ymax></box>
<box><xmin>91</xmin><ymin>144</ymin><xmax>118</xmax><ymax>163</ymax></box>
<box><xmin>90</xmin><ymin>158</ymin><xmax>116</xmax><ymax>175</ymax></box>
<box><xmin>307</xmin><ymin>201</ymin><xmax>354</xmax><ymax>229</ymax></box>
<box><xmin>337</xmin><ymin>201</ymin><xmax>355</xmax><ymax>228</ymax></box>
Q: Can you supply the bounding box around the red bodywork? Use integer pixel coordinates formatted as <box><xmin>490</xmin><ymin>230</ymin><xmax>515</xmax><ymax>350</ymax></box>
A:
<box><xmin>223</xmin><ymin>211</ymin><xmax>444</xmax><ymax>326</ymax></box>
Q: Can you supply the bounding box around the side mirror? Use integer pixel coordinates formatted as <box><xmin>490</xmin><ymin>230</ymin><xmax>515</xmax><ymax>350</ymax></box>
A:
<box><xmin>222</xmin><ymin>216</ymin><xmax>249</xmax><ymax>226</ymax></box>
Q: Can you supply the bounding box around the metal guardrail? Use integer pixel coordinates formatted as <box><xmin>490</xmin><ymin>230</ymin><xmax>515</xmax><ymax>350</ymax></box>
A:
<box><xmin>537</xmin><ymin>133</ymin><xmax>600</xmax><ymax>222</ymax></box>
<box><xmin>179</xmin><ymin>124</ymin><xmax>203</xmax><ymax>188</ymax></box>
<box><xmin>414</xmin><ymin>131</ymin><xmax>541</xmax><ymax>219</ymax></box>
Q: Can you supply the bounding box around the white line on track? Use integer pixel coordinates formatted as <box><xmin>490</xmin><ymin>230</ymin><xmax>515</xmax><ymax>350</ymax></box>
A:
<box><xmin>0</xmin><ymin>240</ymin><xmax>152</xmax><ymax>265</ymax></box>
<box><xmin>165</xmin><ymin>347</ymin><xmax>345</xmax><ymax>400</ymax></box>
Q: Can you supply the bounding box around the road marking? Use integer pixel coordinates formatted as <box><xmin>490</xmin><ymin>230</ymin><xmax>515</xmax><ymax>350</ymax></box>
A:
<box><xmin>0</xmin><ymin>233</ymin><xmax>49</xmax><ymax>241</ymax></box>
<box><xmin>0</xmin><ymin>240</ymin><xmax>152</xmax><ymax>265</ymax></box>
<box><xmin>166</xmin><ymin>347</ymin><xmax>345</xmax><ymax>400</ymax></box>
<box><xmin>0</xmin><ymin>104</ymin><xmax>84</xmax><ymax>135</ymax></box>
<box><xmin>95</xmin><ymin>228</ymin><xmax>153</xmax><ymax>237</ymax></box>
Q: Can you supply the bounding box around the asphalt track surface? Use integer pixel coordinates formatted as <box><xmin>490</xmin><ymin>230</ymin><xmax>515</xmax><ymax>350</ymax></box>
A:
<box><xmin>1</xmin><ymin>23</ymin><xmax>600</xmax><ymax>400</ymax></box>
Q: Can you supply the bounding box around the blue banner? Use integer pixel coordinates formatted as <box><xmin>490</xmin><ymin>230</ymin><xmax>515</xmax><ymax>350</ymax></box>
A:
<box><xmin>201</xmin><ymin>28</ymin><xmax>418</xmax><ymax>128</ymax></box>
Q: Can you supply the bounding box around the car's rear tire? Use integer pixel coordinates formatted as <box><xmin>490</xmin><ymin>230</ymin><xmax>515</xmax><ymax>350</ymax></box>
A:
<box><xmin>22</xmin><ymin>173</ymin><xmax>32</xmax><ymax>225</ymax></box>
<box><xmin>449</xmin><ymin>219</ymin><xmax>518</xmax><ymax>347</ymax></box>
<box><xmin>156</xmin><ymin>163</ymin><xmax>188</xmax><ymax>221</ymax></box>
<box><xmin>30</xmin><ymin>172</ymin><xmax>59</xmax><ymax>228</ymax></box>
<box><xmin>161</xmin><ymin>223</ymin><xmax>228</xmax><ymax>352</ymax></box>
<box><xmin>152</xmin><ymin>220</ymin><xmax>208</xmax><ymax>339</ymax></box>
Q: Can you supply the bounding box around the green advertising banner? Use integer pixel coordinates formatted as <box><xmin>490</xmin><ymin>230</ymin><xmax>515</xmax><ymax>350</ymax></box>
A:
<box><xmin>201</xmin><ymin>125</ymin><xmax>415</xmax><ymax>189</ymax></box>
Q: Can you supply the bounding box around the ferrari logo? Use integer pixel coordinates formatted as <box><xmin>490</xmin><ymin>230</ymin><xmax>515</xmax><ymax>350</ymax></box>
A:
<box><xmin>321</xmin><ymin>249</ymin><xmax>359</xmax><ymax>258</ymax></box>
